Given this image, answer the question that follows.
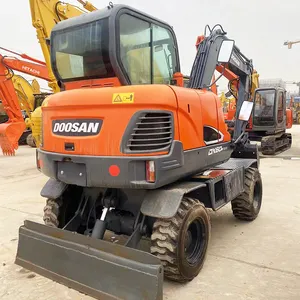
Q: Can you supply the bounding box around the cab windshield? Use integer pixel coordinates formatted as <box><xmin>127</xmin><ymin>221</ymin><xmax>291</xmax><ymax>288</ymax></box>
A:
<box><xmin>52</xmin><ymin>19</ymin><xmax>114</xmax><ymax>81</ymax></box>
<box><xmin>253</xmin><ymin>89</ymin><xmax>275</xmax><ymax>126</ymax></box>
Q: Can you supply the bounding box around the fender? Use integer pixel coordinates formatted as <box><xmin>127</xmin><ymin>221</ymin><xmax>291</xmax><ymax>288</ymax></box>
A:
<box><xmin>40</xmin><ymin>178</ymin><xmax>68</xmax><ymax>199</ymax></box>
<box><xmin>141</xmin><ymin>181</ymin><xmax>206</xmax><ymax>219</ymax></box>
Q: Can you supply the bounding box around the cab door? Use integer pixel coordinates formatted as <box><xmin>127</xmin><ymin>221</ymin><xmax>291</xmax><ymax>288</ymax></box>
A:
<box><xmin>276</xmin><ymin>90</ymin><xmax>285</xmax><ymax>131</ymax></box>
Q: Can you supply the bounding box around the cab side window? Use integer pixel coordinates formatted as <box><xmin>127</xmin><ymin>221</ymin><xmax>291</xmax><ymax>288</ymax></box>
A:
<box><xmin>203</xmin><ymin>126</ymin><xmax>222</xmax><ymax>145</ymax></box>
<box><xmin>119</xmin><ymin>14</ymin><xmax>178</xmax><ymax>85</ymax></box>
<box><xmin>119</xmin><ymin>14</ymin><xmax>151</xmax><ymax>84</ymax></box>
<box><xmin>152</xmin><ymin>25</ymin><xmax>177</xmax><ymax>84</ymax></box>
<box><xmin>277</xmin><ymin>92</ymin><xmax>284</xmax><ymax>123</ymax></box>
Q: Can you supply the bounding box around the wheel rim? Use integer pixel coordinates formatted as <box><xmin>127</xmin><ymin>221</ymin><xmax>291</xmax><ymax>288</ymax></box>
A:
<box><xmin>184</xmin><ymin>218</ymin><xmax>206</xmax><ymax>265</ymax></box>
<box><xmin>253</xmin><ymin>180</ymin><xmax>262</xmax><ymax>210</ymax></box>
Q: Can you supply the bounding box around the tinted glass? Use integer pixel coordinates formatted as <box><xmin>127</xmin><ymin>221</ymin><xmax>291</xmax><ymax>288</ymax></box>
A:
<box><xmin>277</xmin><ymin>91</ymin><xmax>284</xmax><ymax>123</ymax></box>
<box><xmin>152</xmin><ymin>25</ymin><xmax>177</xmax><ymax>84</ymax></box>
<box><xmin>203</xmin><ymin>126</ymin><xmax>222</xmax><ymax>144</ymax></box>
<box><xmin>52</xmin><ymin>19</ymin><xmax>114</xmax><ymax>81</ymax></box>
<box><xmin>119</xmin><ymin>14</ymin><xmax>151</xmax><ymax>84</ymax></box>
<box><xmin>119</xmin><ymin>14</ymin><xmax>178</xmax><ymax>85</ymax></box>
<box><xmin>253</xmin><ymin>89</ymin><xmax>275</xmax><ymax>126</ymax></box>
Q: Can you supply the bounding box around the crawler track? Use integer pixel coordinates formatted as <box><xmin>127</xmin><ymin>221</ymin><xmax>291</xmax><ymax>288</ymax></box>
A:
<box><xmin>261</xmin><ymin>133</ymin><xmax>292</xmax><ymax>155</ymax></box>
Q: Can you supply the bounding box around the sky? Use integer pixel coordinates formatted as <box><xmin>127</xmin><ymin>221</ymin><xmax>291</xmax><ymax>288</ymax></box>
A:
<box><xmin>1</xmin><ymin>0</ymin><xmax>300</xmax><ymax>93</ymax></box>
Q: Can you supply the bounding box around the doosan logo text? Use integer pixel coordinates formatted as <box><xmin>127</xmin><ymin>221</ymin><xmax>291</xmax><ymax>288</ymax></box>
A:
<box><xmin>53</xmin><ymin>122</ymin><xmax>99</xmax><ymax>133</ymax></box>
<box><xmin>52</xmin><ymin>119</ymin><xmax>102</xmax><ymax>136</ymax></box>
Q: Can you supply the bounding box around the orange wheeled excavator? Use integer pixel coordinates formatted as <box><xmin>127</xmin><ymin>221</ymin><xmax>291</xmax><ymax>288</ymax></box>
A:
<box><xmin>16</xmin><ymin>5</ymin><xmax>263</xmax><ymax>299</ymax></box>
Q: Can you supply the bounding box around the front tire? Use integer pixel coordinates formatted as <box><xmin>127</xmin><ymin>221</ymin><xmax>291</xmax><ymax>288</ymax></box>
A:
<box><xmin>231</xmin><ymin>167</ymin><xmax>262</xmax><ymax>221</ymax></box>
<box><xmin>43</xmin><ymin>198</ymin><xmax>60</xmax><ymax>227</ymax></box>
<box><xmin>150</xmin><ymin>197</ymin><xmax>211</xmax><ymax>282</ymax></box>
<box><xmin>43</xmin><ymin>192</ymin><xmax>88</xmax><ymax>232</ymax></box>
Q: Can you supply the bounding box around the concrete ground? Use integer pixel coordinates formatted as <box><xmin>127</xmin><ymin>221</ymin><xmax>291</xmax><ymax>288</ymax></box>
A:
<box><xmin>0</xmin><ymin>127</ymin><xmax>300</xmax><ymax>300</ymax></box>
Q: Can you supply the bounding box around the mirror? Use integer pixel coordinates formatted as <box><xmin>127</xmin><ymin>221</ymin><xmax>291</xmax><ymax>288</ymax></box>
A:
<box><xmin>218</xmin><ymin>40</ymin><xmax>234</xmax><ymax>63</ymax></box>
<box><xmin>238</xmin><ymin>101</ymin><xmax>254</xmax><ymax>121</ymax></box>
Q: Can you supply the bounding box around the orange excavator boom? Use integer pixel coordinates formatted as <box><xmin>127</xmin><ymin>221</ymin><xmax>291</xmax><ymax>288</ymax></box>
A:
<box><xmin>0</xmin><ymin>47</ymin><xmax>46</xmax><ymax>66</ymax></box>
<box><xmin>0</xmin><ymin>57</ymin><xmax>26</xmax><ymax>155</ymax></box>
<box><xmin>0</xmin><ymin>49</ymin><xmax>50</xmax><ymax>155</ymax></box>
<box><xmin>1</xmin><ymin>55</ymin><xmax>49</xmax><ymax>81</ymax></box>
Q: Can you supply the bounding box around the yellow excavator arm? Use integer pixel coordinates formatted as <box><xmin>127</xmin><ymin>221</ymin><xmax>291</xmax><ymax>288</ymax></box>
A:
<box><xmin>251</xmin><ymin>70</ymin><xmax>259</xmax><ymax>99</ymax></box>
<box><xmin>12</xmin><ymin>75</ymin><xmax>40</xmax><ymax>117</ymax></box>
<box><xmin>29</xmin><ymin>0</ymin><xmax>97</xmax><ymax>93</ymax></box>
<box><xmin>77</xmin><ymin>0</ymin><xmax>97</xmax><ymax>12</ymax></box>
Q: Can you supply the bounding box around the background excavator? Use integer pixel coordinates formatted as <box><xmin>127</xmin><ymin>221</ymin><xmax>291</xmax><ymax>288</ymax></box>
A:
<box><xmin>29</xmin><ymin>0</ymin><xmax>97</xmax><ymax>93</ymax></box>
<box><xmin>0</xmin><ymin>74</ymin><xmax>41</xmax><ymax>145</ymax></box>
<box><xmin>9</xmin><ymin>75</ymin><xmax>44</xmax><ymax>146</ymax></box>
<box><xmin>222</xmin><ymin>68</ymin><xmax>293</xmax><ymax>155</ymax></box>
<box><xmin>287</xmin><ymin>95</ymin><xmax>300</xmax><ymax>124</ymax></box>
<box><xmin>0</xmin><ymin>0</ymin><xmax>98</xmax><ymax>155</ymax></box>
<box><xmin>0</xmin><ymin>48</ymin><xmax>52</xmax><ymax>154</ymax></box>
<box><xmin>16</xmin><ymin>5</ymin><xmax>263</xmax><ymax>299</ymax></box>
<box><xmin>28</xmin><ymin>0</ymin><xmax>98</xmax><ymax>146</ymax></box>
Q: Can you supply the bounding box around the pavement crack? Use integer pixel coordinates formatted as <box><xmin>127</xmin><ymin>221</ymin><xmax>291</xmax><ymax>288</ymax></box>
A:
<box><xmin>209</xmin><ymin>254</ymin><xmax>300</xmax><ymax>277</ymax></box>
<box><xmin>0</xmin><ymin>205</ymin><xmax>42</xmax><ymax>218</ymax></box>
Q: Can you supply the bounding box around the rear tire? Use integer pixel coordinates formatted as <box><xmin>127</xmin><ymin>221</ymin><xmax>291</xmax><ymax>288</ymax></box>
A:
<box><xmin>150</xmin><ymin>197</ymin><xmax>210</xmax><ymax>283</ymax></box>
<box><xmin>26</xmin><ymin>134</ymin><xmax>36</xmax><ymax>148</ymax></box>
<box><xmin>231</xmin><ymin>167</ymin><xmax>262</xmax><ymax>221</ymax></box>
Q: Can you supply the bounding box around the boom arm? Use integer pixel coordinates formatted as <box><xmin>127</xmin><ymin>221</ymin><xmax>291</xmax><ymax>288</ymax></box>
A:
<box><xmin>1</xmin><ymin>55</ymin><xmax>49</xmax><ymax>81</ymax></box>
<box><xmin>29</xmin><ymin>0</ymin><xmax>97</xmax><ymax>93</ymax></box>
<box><xmin>0</xmin><ymin>49</ymin><xmax>50</xmax><ymax>155</ymax></box>
<box><xmin>0</xmin><ymin>59</ymin><xmax>26</xmax><ymax>154</ymax></box>
<box><xmin>0</xmin><ymin>64</ymin><xmax>24</xmax><ymax>122</ymax></box>
<box><xmin>0</xmin><ymin>47</ymin><xmax>45</xmax><ymax>65</ymax></box>
<box><xmin>12</xmin><ymin>75</ymin><xmax>39</xmax><ymax>117</ymax></box>
<box><xmin>188</xmin><ymin>26</ymin><xmax>254</xmax><ymax>141</ymax></box>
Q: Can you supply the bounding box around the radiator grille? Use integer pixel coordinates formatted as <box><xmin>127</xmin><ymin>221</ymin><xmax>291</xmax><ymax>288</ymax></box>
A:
<box><xmin>126</xmin><ymin>112</ymin><xmax>173</xmax><ymax>152</ymax></box>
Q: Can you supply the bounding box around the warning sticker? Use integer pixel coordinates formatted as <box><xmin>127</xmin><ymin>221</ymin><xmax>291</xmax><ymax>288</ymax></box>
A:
<box><xmin>112</xmin><ymin>93</ymin><xmax>134</xmax><ymax>104</ymax></box>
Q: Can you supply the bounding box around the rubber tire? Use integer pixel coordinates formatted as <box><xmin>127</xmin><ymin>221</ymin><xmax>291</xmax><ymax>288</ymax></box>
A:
<box><xmin>231</xmin><ymin>167</ymin><xmax>262</xmax><ymax>221</ymax></box>
<box><xmin>43</xmin><ymin>198</ymin><xmax>61</xmax><ymax>227</ymax></box>
<box><xmin>43</xmin><ymin>196</ymin><xmax>80</xmax><ymax>229</ymax></box>
<box><xmin>150</xmin><ymin>197</ymin><xmax>211</xmax><ymax>283</ymax></box>
<box><xmin>26</xmin><ymin>134</ymin><xmax>36</xmax><ymax>148</ymax></box>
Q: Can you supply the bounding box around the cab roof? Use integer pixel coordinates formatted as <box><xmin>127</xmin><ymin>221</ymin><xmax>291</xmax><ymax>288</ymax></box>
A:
<box><xmin>51</xmin><ymin>4</ymin><xmax>173</xmax><ymax>33</ymax></box>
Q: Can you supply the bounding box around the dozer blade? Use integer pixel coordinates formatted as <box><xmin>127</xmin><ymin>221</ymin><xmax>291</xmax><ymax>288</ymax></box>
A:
<box><xmin>15</xmin><ymin>220</ymin><xmax>163</xmax><ymax>300</ymax></box>
<box><xmin>0</xmin><ymin>121</ymin><xmax>26</xmax><ymax>155</ymax></box>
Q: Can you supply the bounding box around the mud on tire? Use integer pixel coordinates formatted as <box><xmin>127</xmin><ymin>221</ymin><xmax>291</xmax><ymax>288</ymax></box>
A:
<box><xmin>150</xmin><ymin>197</ymin><xmax>211</xmax><ymax>283</ymax></box>
<box><xmin>231</xmin><ymin>167</ymin><xmax>262</xmax><ymax>221</ymax></box>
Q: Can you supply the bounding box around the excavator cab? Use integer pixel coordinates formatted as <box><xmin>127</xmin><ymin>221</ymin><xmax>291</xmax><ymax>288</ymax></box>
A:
<box><xmin>250</xmin><ymin>87</ymin><xmax>292</xmax><ymax>154</ymax></box>
<box><xmin>50</xmin><ymin>6</ymin><xmax>181</xmax><ymax>88</ymax></box>
<box><xmin>253</xmin><ymin>87</ymin><xmax>286</xmax><ymax>130</ymax></box>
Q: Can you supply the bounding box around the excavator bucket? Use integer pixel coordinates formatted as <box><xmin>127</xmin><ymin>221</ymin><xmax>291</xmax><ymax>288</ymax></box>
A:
<box><xmin>0</xmin><ymin>121</ymin><xmax>26</xmax><ymax>155</ymax></box>
<box><xmin>15</xmin><ymin>220</ymin><xmax>163</xmax><ymax>300</ymax></box>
